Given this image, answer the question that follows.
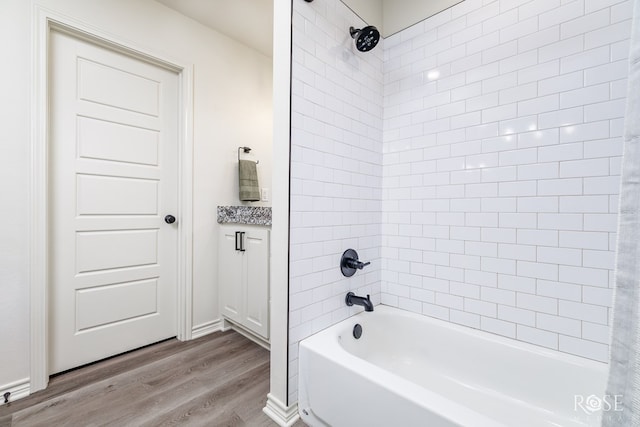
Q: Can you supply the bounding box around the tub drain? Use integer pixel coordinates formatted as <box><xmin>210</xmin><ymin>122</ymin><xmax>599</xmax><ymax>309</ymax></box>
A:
<box><xmin>353</xmin><ymin>323</ymin><xmax>363</xmax><ymax>339</ymax></box>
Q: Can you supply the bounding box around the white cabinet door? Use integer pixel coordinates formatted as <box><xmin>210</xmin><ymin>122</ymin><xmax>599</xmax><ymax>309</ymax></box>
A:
<box><xmin>244</xmin><ymin>228</ymin><xmax>270</xmax><ymax>338</ymax></box>
<box><xmin>218</xmin><ymin>229</ymin><xmax>244</xmax><ymax>323</ymax></box>
<box><xmin>218</xmin><ymin>225</ymin><xmax>270</xmax><ymax>340</ymax></box>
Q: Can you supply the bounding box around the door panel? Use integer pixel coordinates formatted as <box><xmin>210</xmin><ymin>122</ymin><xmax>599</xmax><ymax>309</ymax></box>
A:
<box><xmin>218</xmin><ymin>230</ymin><xmax>244</xmax><ymax>322</ymax></box>
<box><xmin>244</xmin><ymin>229</ymin><xmax>270</xmax><ymax>338</ymax></box>
<box><xmin>75</xmin><ymin>230</ymin><xmax>158</xmax><ymax>273</ymax></box>
<box><xmin>49</xmin><ymin>30</ymin><xmax>179</xmax><ymax>374</ymax></box>
<box><xmin>77</xmin><ymin>116</ymin><xmax>159</xmax><ymax>166</ymax></box>
<box><xmin>76</xmin><ymin>279</ymin><xmax>158</xmax><ymax>331</ymax></box>
<box><xmin>77</xmin><ymin>57</ymin><xmax>160</xmax><ymax>116</ymax></box>
<box><xmin>76</xmin><ymin>174</ymin><xmax>159</xmax><ymax>215</ymax></box>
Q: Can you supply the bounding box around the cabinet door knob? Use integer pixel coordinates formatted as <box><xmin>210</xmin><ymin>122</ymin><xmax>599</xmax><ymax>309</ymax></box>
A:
<box><xmin>164</xmin><ymin>215</ymin><xmax>176</xmax><ymax>224</ymax></box>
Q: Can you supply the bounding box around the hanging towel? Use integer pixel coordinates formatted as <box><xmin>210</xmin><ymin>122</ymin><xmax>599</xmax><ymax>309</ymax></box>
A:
<box><xmin>239</xmin><ymin>159</ymin><xmax>260</xmax><ymax>202</ymax></box>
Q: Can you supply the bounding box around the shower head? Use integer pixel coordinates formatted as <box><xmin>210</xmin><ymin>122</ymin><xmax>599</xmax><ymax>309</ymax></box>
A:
<box><xmin>349</xmin><ymin>26</ymin><xmax>380</xmax><ymax>52</ymax></box>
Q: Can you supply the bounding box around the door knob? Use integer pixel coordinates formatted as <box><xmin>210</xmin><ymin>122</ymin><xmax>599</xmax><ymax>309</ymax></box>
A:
<box><xmin>164</xmin><ymin>215</ymin><xmax>176</xmax><ymax>224</ymax></box>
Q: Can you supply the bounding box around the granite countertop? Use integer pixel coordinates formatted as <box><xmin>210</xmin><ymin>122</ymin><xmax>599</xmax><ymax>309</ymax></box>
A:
<box><xmin>217</xmin><ymin>206</ymin><xmax>272</xmax><ymax>226</ymax></box>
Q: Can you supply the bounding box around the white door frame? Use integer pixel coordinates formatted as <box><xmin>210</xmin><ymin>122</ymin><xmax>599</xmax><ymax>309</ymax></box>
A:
<box><xmin>29</xmin><ymin>6</ymin><xmax>194</xmax><ymax>392</ymax></box>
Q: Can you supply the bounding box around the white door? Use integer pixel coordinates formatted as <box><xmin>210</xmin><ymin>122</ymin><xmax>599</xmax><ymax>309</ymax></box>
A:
<box><xmin>218</xmin><ymin>228</ymin><xmax>244</xmax><ymax>323</ymax></box>
<box><xmin>49</xmin><ymin>30</ymin><xmax>179</xmax><ymax>374</ymax></box>
<box><xmin>244</xmin><ymin>229</ymin><xmax>269</xmax><ymax>338</ymax></box>
<box><xmin>218</xmin><ymin>226</ymin><xmax>269</xmax><ymax>339</ymax></box>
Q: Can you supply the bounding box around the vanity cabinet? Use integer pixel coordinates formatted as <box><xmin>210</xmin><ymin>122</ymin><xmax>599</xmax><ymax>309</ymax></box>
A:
<box><xmin>218</xmin><ymin>225</ymin><xmax>269</xmax><ymax>340</ymax></box>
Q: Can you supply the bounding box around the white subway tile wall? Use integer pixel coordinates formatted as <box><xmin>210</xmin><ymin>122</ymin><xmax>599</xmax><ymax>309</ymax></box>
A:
<box><xmin>289</xmin><ymin>0</ymin><xmax>631</xmax><ymax>404</ymax></box>
<box><xmin>382</xmin><ymin>0</ymin><xmax>630</xmax><ymax>363</ymax></box>
<box><xmin>289</xmin><ymin>0</ymin><xmax>384</xmax><ymax>402</ymax></box>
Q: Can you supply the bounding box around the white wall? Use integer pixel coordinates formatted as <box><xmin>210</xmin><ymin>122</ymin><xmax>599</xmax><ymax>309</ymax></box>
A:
<box><xmin>267</xmin><ymin>0</ymin><xmax>293</xmax><ymax>411</ymax></box>
<box><xmin>288</xmin><ymin>0</ymin><xmax>632</xmax><ymax>409</ymax></box>
<box><xmin>288</xmin><ymin>0</ymin><xmax>384</xmax><ymax>403</ymax></box>
<box><xmin>382</xmin><ymin>0</ymin><xmax>631</xmax><ymax>362</ymax></box>
<box><xmin>0</xmin><ymin>0</ymin><xmax>31</xmax><ymax>394</ymax></box>
<box><xmin>0</xmin><ymin>0</ymin><xmax>272</xmax><ymax>391</ymax></box>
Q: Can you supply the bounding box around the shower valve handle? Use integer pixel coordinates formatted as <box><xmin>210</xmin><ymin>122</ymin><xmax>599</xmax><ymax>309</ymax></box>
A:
<box><xmin>346</xmin><ymin>259</ymin><xmax>370</xmax><ymax>270</ymax></box>
<box><xmin>341</xmin><ymin>249</ymin><xmax>370</xmax><ymax>277</ymax></box>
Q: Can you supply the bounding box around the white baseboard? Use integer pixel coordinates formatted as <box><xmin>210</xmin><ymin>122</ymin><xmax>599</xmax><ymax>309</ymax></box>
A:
<box><xmin>263</xmin><ymin>393</ymin><xmax>300</xmax><ymax>427</ymax></box>
<box><xmin>223</xmin><ymin>318</ymin><xmax>270</xmax><ymax>350</ymax></box>
<box><xmin>221</xmin><ymin>317</ymin><xmax>233</xmax><ymax>332</ymax></box>
<box><xmin>1</xmin><ymin>378</ymin><xmax>30</xmax><ymax>406</ymax></box>
<box><xmin>191</xmin><ymin>319</ymin><xmax>222</xmax><ymax>339</ymax></box>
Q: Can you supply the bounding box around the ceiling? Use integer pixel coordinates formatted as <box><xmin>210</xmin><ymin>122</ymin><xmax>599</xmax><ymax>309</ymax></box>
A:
<box><xmin>343</xmin><ymin>0</ymin><xmax>464</xmax><ymax>37</ymax></box>
<box><xmin>156</xmin><ymin>0</ymin><xmax>274</xmax><ymax>57</ymax></box>
<box><xmin>155</xmin><ymin>0</ymin><xmax>460</xmax><ymax>55</ymax></box>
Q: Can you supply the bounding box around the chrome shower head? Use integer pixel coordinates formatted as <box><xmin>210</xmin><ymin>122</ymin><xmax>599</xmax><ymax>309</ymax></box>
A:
<box><xmin>349</xmin><ymin>25</ymin><xmax>380</xmax><ymax>52</ymax></box>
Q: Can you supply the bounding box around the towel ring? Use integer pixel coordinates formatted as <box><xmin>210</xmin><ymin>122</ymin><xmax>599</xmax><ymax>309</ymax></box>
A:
<box><xmin>238</xmin><ymin>146</ymin><xmax>259</xmax><ymax>164</ymax></box>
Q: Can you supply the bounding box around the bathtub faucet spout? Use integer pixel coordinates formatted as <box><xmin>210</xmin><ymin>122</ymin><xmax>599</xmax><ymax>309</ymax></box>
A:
<box><xmin>345</xmin><ymin>292</ymin><xmax>374</xmax><ymax>312</ymax></box>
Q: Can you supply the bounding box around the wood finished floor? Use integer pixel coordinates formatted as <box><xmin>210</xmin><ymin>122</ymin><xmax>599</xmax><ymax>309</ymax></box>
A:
<box><xmin>0</xmin><ymin>331</ymin><xmax>305</xmax><ymax>427</ymax></box>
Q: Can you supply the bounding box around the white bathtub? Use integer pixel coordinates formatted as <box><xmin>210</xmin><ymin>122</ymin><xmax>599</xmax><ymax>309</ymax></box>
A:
<box><xmin>298</xmin><ymin>305</ymin><xmax>608</xmax><ymax>427</ymax></box>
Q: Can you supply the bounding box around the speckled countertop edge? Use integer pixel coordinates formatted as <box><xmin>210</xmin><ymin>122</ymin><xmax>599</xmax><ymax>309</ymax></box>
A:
<box><xmin>217</xmin><ymin>206</ymin><xmax>272</xmax><ymax>226</ymax></box>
